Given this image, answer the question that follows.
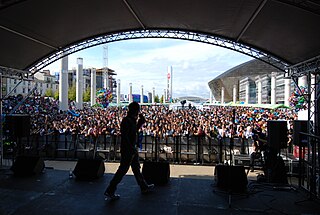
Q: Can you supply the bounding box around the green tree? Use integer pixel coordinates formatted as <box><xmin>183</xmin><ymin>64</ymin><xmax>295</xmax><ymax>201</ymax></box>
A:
<box><xmin>54</xmin><ymin>89</ymin><xmax>59</xmax><ymax>100</ymax></box>
<box><xmin>160</xmin><ymin>95</ymin><xmax>164</xmax><ymax>103</ymax></box>
<box><xmin>45</xmin><ymin>88</ymin><xmax>53</xmax><ymax>97</ymax></box>
<box><xmin>83</xmin><ymin>88</ymin><xmax>91</xmax><ymax>102</ymax></box>
<box><xmin>68</xmin><ymin>85</ymin><xmax>76</xmax><ymax>101</ymax></box>
<box><xmin>154</xmin><ymin>94</ymin><xmax>160</xmax><ymax>103</ymax></box>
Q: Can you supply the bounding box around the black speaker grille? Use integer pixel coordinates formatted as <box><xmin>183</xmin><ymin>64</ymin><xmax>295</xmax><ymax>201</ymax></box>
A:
<box><xmin>267</xmin><ymin>120</ymin><xmax>288</xmax><ymax>150</ymax></box>
<box><xmin>5</xmin><ymin>114</ymin><xmax>30</xmax><ymax>137</ymax></box>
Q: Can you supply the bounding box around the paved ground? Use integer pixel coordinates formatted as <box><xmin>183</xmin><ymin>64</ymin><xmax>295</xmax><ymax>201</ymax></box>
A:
<box><xmin>0</xmin><ymin>160</ymin><xmax>319</xmax><ymax>215</ymax></box>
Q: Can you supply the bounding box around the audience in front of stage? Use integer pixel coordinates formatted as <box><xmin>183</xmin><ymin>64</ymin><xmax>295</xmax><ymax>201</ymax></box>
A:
<box><xmin>3</xmin><ymin>95</ymin><xmax>297</xmax><ymax>145</ymax></box>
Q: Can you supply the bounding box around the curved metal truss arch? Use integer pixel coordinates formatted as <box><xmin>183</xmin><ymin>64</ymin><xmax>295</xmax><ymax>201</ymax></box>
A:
<box><xmin>28</xmin><ymin>29</ymin><xmax>289</xmax><ymax>74</ymax></box>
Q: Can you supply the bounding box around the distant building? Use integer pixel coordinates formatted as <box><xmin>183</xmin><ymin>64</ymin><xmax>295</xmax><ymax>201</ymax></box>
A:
<box><xmin>239</xmin><ymin>77</ymin><xmax>256</xmax><ymax>104</ymax></box>
<box><xmin>208</xmin><ymin>59</ymin><xmax>294</xmax><ymax>104</ymax></box>
<box><xmin>67</xmin><ymin>68</ymin><xmax>91</xmax><ymax>91</ymax></box>
<box><xmin>5</xmin><ymin>66</ymin><xmax>117</xmax><ymax>101</ymax></box>
<box><xmin>58</xmin><ymin>66</ymin><xmax>117</xmax><ymax>101</ymax></box>
<box><xmin>5</xmin><ymin>70</ymin><xmax>59</xmax><ymax>97</ymax></box>
<box><xmin>95</xmin><ymin>67</ymin><xmax>117</xmax><ymax>90</ymax></box>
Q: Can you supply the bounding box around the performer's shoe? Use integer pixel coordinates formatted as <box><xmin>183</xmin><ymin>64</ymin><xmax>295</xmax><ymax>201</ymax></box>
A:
<box><xmin>141</xmin><ymin>184</ymin><xmax>155</xmax><ymax>194</ymax></box>
<box><xmin>104</xmin><ymin>191</ymin><xmax>120</xmax><ymax>200</ymax></box>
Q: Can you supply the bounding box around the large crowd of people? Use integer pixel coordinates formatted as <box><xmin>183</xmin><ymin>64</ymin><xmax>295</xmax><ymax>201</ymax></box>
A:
<box><xmin>3</xmin><ymin>96</ymin><xmax>297</xmax><ymax>145</ymax></box>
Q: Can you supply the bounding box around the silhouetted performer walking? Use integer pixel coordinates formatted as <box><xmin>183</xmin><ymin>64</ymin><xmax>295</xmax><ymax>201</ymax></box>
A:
<box><xmin>104</xmin><ymin>102</ymin><xmax>154</xmax><ymax>200</ymax></box>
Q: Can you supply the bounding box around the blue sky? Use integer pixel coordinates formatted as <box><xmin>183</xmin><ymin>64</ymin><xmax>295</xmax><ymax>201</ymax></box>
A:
<box><xmin>44</xmin><ymin>38</ymin><xmax>252</xmax><ymax>99</ymax></box>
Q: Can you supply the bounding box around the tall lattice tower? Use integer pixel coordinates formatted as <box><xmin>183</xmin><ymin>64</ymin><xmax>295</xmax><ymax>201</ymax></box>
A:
<box><xmin>103</xmin><ymin>44</ymin><xmax>108</xmax><ymax>89</ymax></box>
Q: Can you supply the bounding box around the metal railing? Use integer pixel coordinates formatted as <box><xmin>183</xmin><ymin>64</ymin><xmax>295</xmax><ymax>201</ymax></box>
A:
<box><xmin>3</xmin><ymin>133</ymin><xmax>259</xmax><ymax>165</ymax></box>
<box><xmin>298</xmin><ymin>132</ymin><xmax>320</xmax><ymax>198</ymax></box>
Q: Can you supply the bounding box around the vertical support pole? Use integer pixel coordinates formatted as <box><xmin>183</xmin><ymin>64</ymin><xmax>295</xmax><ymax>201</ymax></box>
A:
<box><xmin>103</xmin><ymin>70</ymin><xmax>108</xmax><ymax>90</ymax></box>
<box><xmin>271</xmin><ymin>72</ymin><xmax>276</xmax><ymax>105</ymax></box>
<box><xmin>284</xmin><ymin>76</ymin><xmax>291</xmax><ymax>107</ymax></box>
<box><xmin>221</xmin><ymin>87</ymin><xmax>225</xmax><ymax>104</ymax></box>
<box><xmin>140</xmin><ymin>85</ymin><xmax>144</xmax><ymax>104</ymax></box>
<box><xmin>59</xmin><ymin>55</ymin><xmax>69</xmax><ymax>111</ymax></box>
<box><xmin>315</xmin><ymin>72</ymin><xmax>320</xmax><ymax>196</ymax></box>
<box><xmin>0</xmin><ymin>75</ymin><xmax>3</xmax><ymax>166</ymax></box>
<box><xmin>233</xmin><ymin>84</ymin><xmax>237</xmax><ymax>103</ymax></box>
<box><xmin>152</xmin><ymin>87</ymin><xmax>155</xmax><ymax>104</ymax></box>
<box><xmin>90</xmin><ymin>68</ymin><xmax>96</xmax><ymax>106</ymax></box>
<box><xmin>256</xmin><ymin>76</ymin><xmax>262</xmax><ymax>104</ymax></box>
<box><xmin>117</xmin><ymin>79</ymin><xmax>121</xmax><ymax>105</ymax></box>
<box><xmin>129</xmin><ymin>83</ymin><xmax>132</xmax><ymax>103</ymax></box>
<box><xmin>76</xmin><ymin>58</ymin><xmax>83</xmax><ymax>110</ymax></box>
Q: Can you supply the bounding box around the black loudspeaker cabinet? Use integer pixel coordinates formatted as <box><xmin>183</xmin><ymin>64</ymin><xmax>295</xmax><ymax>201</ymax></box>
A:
<box><xmin>267</xmin><ymin>120</ymin><xmax>288</xmax><ymax>150</ymax></box>
<box><xmin>11</xmin><ymin>156</ymin><xmax>45</xmax><ymax>176</ymax></box>
<box><xmin>142</xmin><ymin>161</ymin><xmax>170</xmax><ymax>185</ymax></box>
<box><xmin>73</xmin><ymin>159</ymin><xmax>105</xmax><ymax>181</ymax></box>
<box><xmin>293</xmin><ymin>120</ymin><xmax>309</xmax><ymax>147</ymax></box>
<box><xmin>266</xmin><ymin>156</ymin><xmax>288</xmax><ymax>184</ymax></box>
<box><xmin>5</xmin><ymin>114</ymin><xmax>31</xmax><ymax>137</ymax></box>
<box><xmin>214</xmin><ymin>165</ymin><xmax>247</xmax><ymax>192</ymax></box>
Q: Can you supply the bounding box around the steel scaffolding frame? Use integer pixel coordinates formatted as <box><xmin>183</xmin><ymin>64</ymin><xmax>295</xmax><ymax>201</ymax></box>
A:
<box><xmin>287</xmin><ymin>57</ymin><xmax>320</xmax><ymax>198</ymax></box>
<box><xmin>288</xmin><ymin>56</ymin><xmax>320</xmax><ymax>133</ymax></box>
<box><xmin>28</xmin><ymin>29</ymin><xmax>289</xmax><ymax>74</ymax></box>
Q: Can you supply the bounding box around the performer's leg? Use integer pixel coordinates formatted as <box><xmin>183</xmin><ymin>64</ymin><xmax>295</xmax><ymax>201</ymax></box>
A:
<box><xmin>105</xmin><ymin>153</ymin><xmax>132</xmax><ymax>195</ymax></box>
<box><xmin>130</xmin><ymin>152</ymin><xmax>149</xmax><ymax>190</ymax></box>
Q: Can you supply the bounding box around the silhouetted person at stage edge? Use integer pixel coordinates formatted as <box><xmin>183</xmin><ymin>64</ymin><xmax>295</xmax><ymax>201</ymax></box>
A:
<box><xmin>104</xmin><ymin>101</ymin><xmax>154</xmax><ymax>200</ymax></box>
<box><xmin>249</xmin><ymin>127</ymin><xmax>266</xmax><ymax>172</ymax></box>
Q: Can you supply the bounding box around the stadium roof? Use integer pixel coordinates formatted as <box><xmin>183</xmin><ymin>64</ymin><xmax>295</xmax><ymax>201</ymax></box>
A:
<box><xmin>208</xmin><ymin>59</ymin><xmax>282</xmax><ymax>102</ymax></box>
<box><xmin>212</xmin><ymin>58</ymin><xmax>279</xmax><ymax>80</ymax></box>
<box><xmin>1</xmin><ymin>0</ymin><xmax>320</xmax><ymax>73</ymax></box>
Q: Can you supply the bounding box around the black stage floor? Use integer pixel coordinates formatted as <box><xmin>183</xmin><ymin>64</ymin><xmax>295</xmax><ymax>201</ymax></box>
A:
<box><xmin>0</xmin><ymin>165</ymin><xmax>320</xmax><ymax>215</ymax></box>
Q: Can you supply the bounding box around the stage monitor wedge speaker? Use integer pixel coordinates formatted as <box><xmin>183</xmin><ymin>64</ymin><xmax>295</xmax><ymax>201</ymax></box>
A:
<box><xmin>214</xmin><ymin>165</ymin><xmax>248</xmax><ymax>193</ymax></box>
<box><xmin>73</xmin><ymin>159</ymin><xmax>105</xmax><ymax>181</ymax></box>
<box><xmin>5</xmin><ymin>114</ymin><xmax>31</xmax><ymax>137</ymax></box>
<box><xmin>11</xmin><ymin>156</ymin><xmax>45</xmax><ymax>176</ymax></box>
<box><xmin>142</xmin><ymin>161</ymin><xmax>170</xmax><ymax>185</ymax></box>
<box><xmin>267</xmin><ymin>120</ymin><xmax>288</xmax><ymax>150</ymax></box>
<box><xmin>293</xmin><ymin>120</ymin><xmax>309</xmax><ymax>147</ymax></box>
